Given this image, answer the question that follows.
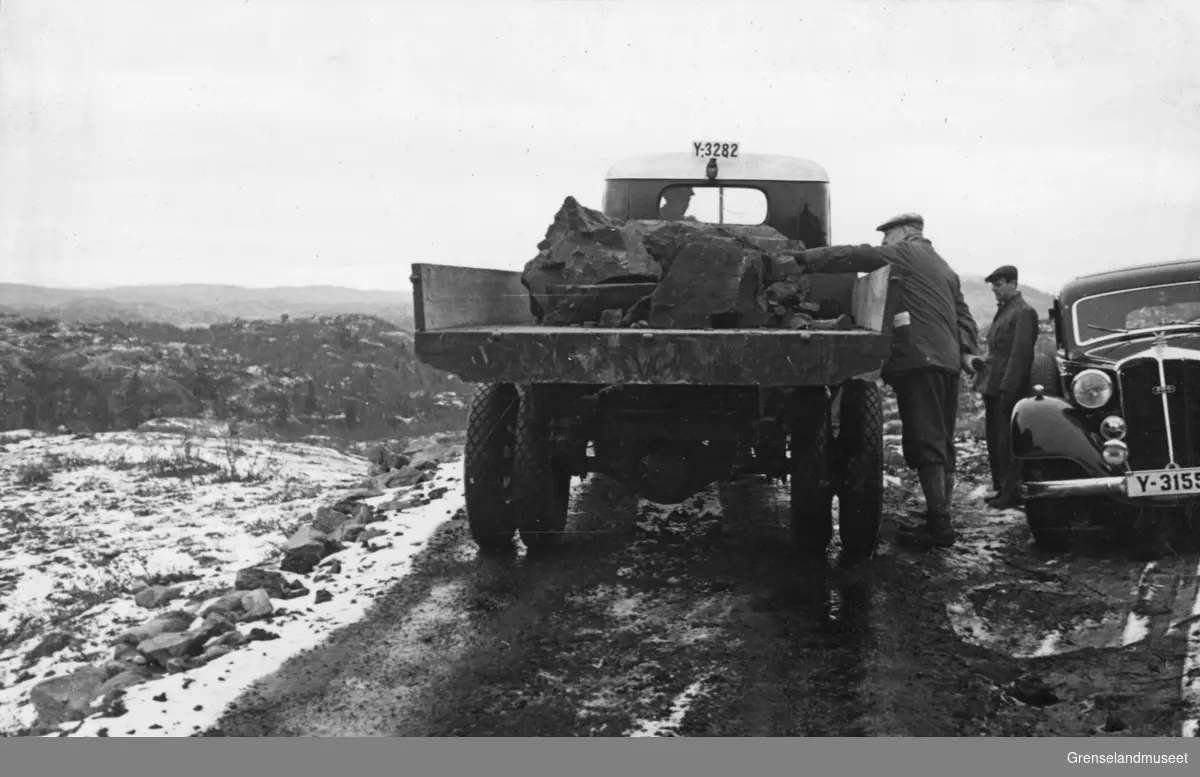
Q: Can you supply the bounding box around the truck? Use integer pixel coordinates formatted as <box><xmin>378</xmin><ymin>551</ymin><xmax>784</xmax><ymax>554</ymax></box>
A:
<box><xmin>410</xmin><ymin>148</ymin><xmax>904</xmax><ymax>560</ymax></box>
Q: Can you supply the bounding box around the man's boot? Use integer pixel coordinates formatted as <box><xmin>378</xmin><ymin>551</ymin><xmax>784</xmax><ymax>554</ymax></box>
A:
<box><xmin>944</xmin><ymin>471</ymin><xmax>956</xmax><ymax>508</ymax></box>
<box><xmin>898</xmin><ymin>465</ymin><xmax>956</xmax><ymax>548</ymax></box>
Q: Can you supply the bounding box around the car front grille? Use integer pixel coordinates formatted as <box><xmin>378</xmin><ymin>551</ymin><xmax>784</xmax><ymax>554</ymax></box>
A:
<box><xmin>1119</xmin><ymin>357</ymin><xmax>1200</xmax><ymax>469</ymax></box>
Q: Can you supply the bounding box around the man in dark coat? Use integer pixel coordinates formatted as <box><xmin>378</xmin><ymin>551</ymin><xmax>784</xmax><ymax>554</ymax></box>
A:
<box><xmin>798</xmin><ymin>213</ymin><xmax>980</xmax><ymax>548</ymax></box>
<box><xmin>979</xmin><ymin>265</ymin><xmax>1040</xmax><ymax>510</ymax></box>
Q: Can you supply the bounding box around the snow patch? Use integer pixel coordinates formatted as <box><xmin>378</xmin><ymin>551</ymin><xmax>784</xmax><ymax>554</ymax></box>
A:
<box><xmin>627</xmin><ymin>679</ymin><xmax>708</xmax><ymax>737</ymax></box>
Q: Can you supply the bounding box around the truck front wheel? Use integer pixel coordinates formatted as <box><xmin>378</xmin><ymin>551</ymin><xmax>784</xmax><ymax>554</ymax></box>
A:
<box><xmin>464</xmin><ymin>383</ymin><xmax>519</xmax><ymax>554</ymax></box>
<box><xmin>834</xmin><ymin>379</ymin><xmax>884</xmax><ymax>559</ymax></box>
<box><xmin>790</xmin><ymin>389</ymin><xmax>834</xmax><ymax>556</ymax></box>
<box><xmin>511</xmin><ymin>386</ymin><xmax>571</xmax><ymax>554</ymax></box>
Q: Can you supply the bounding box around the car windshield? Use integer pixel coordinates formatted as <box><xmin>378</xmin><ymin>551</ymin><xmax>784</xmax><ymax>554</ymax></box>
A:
<box><xmin>1073</xmin><ymin>281</ymin><xmax>1200</xmax><ymax>344</ymax></box>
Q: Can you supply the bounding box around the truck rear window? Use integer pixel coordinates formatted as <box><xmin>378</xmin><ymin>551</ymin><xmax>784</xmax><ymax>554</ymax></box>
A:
<box><xmin>657</xmin><ymin>185</ymin><xmax>767</xmax><ymax>226</ymax></box>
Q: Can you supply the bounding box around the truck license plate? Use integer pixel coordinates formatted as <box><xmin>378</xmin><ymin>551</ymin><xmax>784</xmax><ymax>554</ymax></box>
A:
<box><xmin>693</xmin><ymin>141</ymin><xmax>740</xmax><ymax>159</ymax></box>
<box><xmin>1126</xmin><ymin>468</ymin><xmax>1200</xmax><ymax>497</ymax></box>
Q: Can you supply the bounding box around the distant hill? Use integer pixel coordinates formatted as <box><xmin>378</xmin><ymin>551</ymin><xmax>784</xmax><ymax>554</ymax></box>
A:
<box><xmin>2</xmin><ymin>277</ymin><xmax>1053</xmax><ymax>334</ymax></box>
<box><xmin>0</xmin><ymin>312</ymin><xmax>470</xmax><ymax>440</ymax></box>
<box><xmin>0</xmin><ymin>284</ymin><xmax>415</xmax><ymax>330</ymax></box>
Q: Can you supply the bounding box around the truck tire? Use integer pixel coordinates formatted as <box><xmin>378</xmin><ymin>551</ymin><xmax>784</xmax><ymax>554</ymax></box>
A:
<box><xmin>511</xmin><ymin>386</ymin><xmax>571</xmax><ymax>554</ymax></box>
<box><xmin>790</xmin><ymin>390</ymin><xmax>835</xmax><ymax>556</ymax></box>
<box><xmin>1024</xmin><ymin>500</ymin><xmax>1072</xmax><ymax>552</ymax></box>
<box><xmin>464</xmin><ymin>383</ymin><xmax>519</xmax><ymax>554</ymax></box>
<box><xmin>834</xmin><ymin>379</ymin><xmax>883</xmax><ymax>559</ymax></box>
<box><xmin>1030</xmin><ymin>345</ymin><xmax>1059</xmax><ymax>397</ymax></box>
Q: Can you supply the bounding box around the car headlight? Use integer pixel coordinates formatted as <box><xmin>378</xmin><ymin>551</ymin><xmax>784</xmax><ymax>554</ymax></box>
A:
<box><xmin>1071</xmin><ymin>369</ymin><xmax>1113</xmax><ymax>409</ymax></box>
<box><xmin>1100</xmin><ymin>415</ymin><xmax>1126</xmax><ymax>440</ymax></box>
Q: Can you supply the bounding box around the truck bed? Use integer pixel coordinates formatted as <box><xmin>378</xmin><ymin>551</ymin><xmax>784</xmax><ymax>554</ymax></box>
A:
<box><xmin>415</xmin><ymin>324</ymin><xmax>891</xmax><ymax>386</ymax></box>
<box><xmin>410</xmin><ymin>262</ymin><xmax>900</xmax><ymax>387</ymax></box>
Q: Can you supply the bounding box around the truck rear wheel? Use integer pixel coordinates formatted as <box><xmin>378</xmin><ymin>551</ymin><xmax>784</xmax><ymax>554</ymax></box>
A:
<box><xmin>834</xmin><ymin>379</ymin><xmax>884</xmax><ymax>558</ymax></box>
<box><xmin>464</xmin><ymin>383</ymin><xmax>519</xmax><ymax>554</ymax></box>
<box><xmin>790</xmin><ymin>390</ymin><xmax>834</xmax><ymax>556</ymax></box>
<box><xmin>511</xmin><ymin>386</ymin><xmax>571</xmax><ymax>554</ymax></box>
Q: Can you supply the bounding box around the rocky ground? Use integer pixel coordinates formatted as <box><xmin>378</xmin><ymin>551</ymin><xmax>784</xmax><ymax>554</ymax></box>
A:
<box><xmin>0</xmin><ymin>422</ymin><xmax>465</xmax><ymax>736</ymax></box>
<box><xmin>2</xmin><ymin>400</ymin><xmax>1199</xmax><ymax>738</ymax></box>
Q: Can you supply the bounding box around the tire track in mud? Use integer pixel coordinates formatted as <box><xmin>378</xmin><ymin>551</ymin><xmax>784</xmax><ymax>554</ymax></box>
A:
<box><xmin>199</xmin><ymin>472</ymin><xmax>1200</xmax><ymax>737</ymax></box>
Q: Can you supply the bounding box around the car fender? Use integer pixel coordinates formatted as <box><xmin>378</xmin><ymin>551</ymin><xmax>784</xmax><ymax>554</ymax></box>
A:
<box><xmin>1010</xmin><ymin>394</ymin><xmax>1108</xmax><ymax>475</ymax></box>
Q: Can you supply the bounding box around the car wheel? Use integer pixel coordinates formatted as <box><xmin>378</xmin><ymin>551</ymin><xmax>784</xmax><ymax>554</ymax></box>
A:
<box><xmin>1024</xmin><ymin>499</ymin><xmax>1073</xmax><ymax>552</ymax></box>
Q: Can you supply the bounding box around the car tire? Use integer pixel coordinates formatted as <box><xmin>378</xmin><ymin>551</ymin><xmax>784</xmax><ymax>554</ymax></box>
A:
<box><xmin>834</xmin><ymin>379</ymin><xmax>883</xmax><ymax>559</ymax></box>
<box><xmin>464</xmin><ymin>383</ymin><xmax>519</xmax><ymax>554</ymax></box>
<box><xmin>790</xmin><ymin>389</ymin><xmax>835</xmax><ymax>556</ymax></box>
<box><xmin>510</xmin><ymin>386</ymin><xmax>571</xmax><ymax>555</ymax></box>
<box><xmin>1024</xmin><ymin>499</ymin><xmax>1073</xmax><ymax>551</ymax></box>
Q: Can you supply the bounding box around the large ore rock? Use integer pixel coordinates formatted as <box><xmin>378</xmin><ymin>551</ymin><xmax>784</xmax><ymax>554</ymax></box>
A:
<box><xmin>629</xmin><ymin>221</ymin><xmax>802</xmax><ymax>329</ymax></box>
<box><xmin>521</xmin><ymin>197</ymin><xmax>662</xmax><ymax>324</ymax></box>
<box><xmin>522</xmin><ymin>198</ymin><xmax>851</xmax><ymax>329</ymax></box>
<box><xmin>648</xmin><ymin>237</ymin><xmax>770</xmax><ymax>329</ymax></box>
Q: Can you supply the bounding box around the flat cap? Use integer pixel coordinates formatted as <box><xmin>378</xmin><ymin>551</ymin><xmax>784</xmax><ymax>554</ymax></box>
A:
<box><xmin>875</xmin><ymin>212</ymin><xmax>924</xmax><ymax>232</ymax></box>
<box><xmin>985</xmin><ymin>265</ymin><xmax>1019</xmax><ymax>283</ymax></box>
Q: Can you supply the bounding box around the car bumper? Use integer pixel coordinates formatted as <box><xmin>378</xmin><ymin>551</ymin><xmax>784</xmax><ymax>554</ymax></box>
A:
<box><xmin>1022</xmin><ymin>477</ymin><xmax>1127</xmax><ymax>499</ymax></box>
<box><xmin>1023</xmin><ymin>476</ymin><xmax>1200</xmax><ymax>503</ymax></box>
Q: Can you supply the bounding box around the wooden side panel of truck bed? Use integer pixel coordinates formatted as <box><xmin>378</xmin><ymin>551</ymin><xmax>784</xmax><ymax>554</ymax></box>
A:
<box><xmin>410</xmin><ymin>263</ymin><xmax>900</xmax><ymax>387</ymax></box>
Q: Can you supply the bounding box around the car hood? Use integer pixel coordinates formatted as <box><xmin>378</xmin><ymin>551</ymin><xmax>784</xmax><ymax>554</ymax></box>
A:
<box><xmin>1078</xmin><ymin>330</ymin><xmax>1200</xmax><ymax>363</ymax></box>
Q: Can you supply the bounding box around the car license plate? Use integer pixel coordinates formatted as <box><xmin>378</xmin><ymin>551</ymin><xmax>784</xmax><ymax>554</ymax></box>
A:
<box><xmin>1126</xmin><ymin>468</ymin><xmax>1200</xmax><ymax>497</ymax></box>
<box><xmin>693</xmin><ymin>141</ymin><xmax>740</xmax><ymax>159</ymax></box>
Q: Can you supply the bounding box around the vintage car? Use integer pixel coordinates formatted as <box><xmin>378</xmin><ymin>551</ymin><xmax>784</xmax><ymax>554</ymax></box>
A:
<box><xmin>1013</xmin><ymin>257</ymin><xmax>1200</xmax><ymax>551</ymax></box>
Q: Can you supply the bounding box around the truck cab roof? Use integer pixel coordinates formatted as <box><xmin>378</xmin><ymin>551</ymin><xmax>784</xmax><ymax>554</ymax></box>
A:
<box><xmin>605</xmin><ymin>153</ymin><xmax>830</xmax><ymax>183</ymax></box>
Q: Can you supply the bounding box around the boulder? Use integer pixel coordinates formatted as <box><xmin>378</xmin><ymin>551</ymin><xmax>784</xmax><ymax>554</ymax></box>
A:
<box><xmin>234</xmin><ymin>566</ymin><xmax>289</xmax><ymax>598</ymax></box>
<box><xmin>29</xmin><ymin>666</ymin><xmax>109</xmax><ymax>728</ymax></box>
<box><xmin>359</xmin><ymin>527</ymin><xmax>388</xmax><ymax>543</ymax></box>
<box><xmin>200</xmin><ymin>645</ymin><xmax>234</xmax><ymax>664</ymax></box>
<box><xmin>199</xmin><ymin>593</ymin><xmax>247</xmax><ymax>618</ymax></box>
<box><xmin>203</xmin><ymin>629</ymin><xmax>246</xmax><ymax>651</ymax></box>
<box><xmin>95</xmin><ymin>671</ymin><xmax>148</xmax><ymax>705</ymax></box>
<box><xmin>280</xmin><ymin>526</ymin><xmax>345</xmax><ymax>574</ymax></box>
<box><xmin>239</xmin><ymin>589</ymin><xmax>274</xmax><ymax>621</ymax></box>
<box><xmin>312</xmin><ymin>506</ymin><xmax>349</xmax><ymax>535</ymax></box>
<box><xmin>379</xmin><ymin>466</ymin><xmax>426</xmax><ymax>489</ymax></box>
<box><xmin>133</xmin><ymin>584</ymin><xmax>185</xmax><ymax>610</ymax></box>
<box><xmin>136</xmin><ymin>632</ymin><xmax>200</xmax><ymax>668</ymax></box>
<box><xmin>521</xmin><ymin>197</ymin><xmax>663</xmax><ymax>324</ymax></box>
<box><xmin>408</xmin><ymin>444</ymin><xmax>454</xmax><ymax>471</ymax></box>
<box><xmin>114</xmin><ymin>610</ymin><xmax>194</xmax><ymax>646</ymax></box>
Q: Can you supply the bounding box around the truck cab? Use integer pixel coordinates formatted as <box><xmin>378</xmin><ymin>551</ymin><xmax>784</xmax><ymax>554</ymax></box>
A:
<box><xmin>601</xmin><ymin>151</ymin><xmax>832</xmax><ymax>247</ymax></box>
<box><xmin>600</xmin><ymin>151</ymin><xmax>853</xmax><ymax>318</ymax></box>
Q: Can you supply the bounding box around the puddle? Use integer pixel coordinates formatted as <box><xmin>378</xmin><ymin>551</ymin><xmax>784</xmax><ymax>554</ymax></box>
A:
<box><xmin>946</xmin><ymin>582</ymin><xmax>1126</xmax><ymax>658</ymax></box>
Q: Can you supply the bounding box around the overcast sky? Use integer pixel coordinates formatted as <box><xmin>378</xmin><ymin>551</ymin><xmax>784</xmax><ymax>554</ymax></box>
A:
<box><xmin>2</xmin><ymin>0</ymin><xmax>1199</xmax><ymax>294</ymax></box>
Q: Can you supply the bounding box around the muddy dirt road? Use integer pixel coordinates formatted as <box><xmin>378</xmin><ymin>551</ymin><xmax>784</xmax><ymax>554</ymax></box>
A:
<box><xmin>198</xmin><ymin>450</ymin><xmax>1200</xmax><ymax>738</ymax></box>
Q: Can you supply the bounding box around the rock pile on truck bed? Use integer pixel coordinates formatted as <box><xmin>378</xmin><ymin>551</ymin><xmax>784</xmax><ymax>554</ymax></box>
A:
<box><xmin>521</xmin><ymin>196</ymin><xmax>888</xmax><ymax>330</ymax></box>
